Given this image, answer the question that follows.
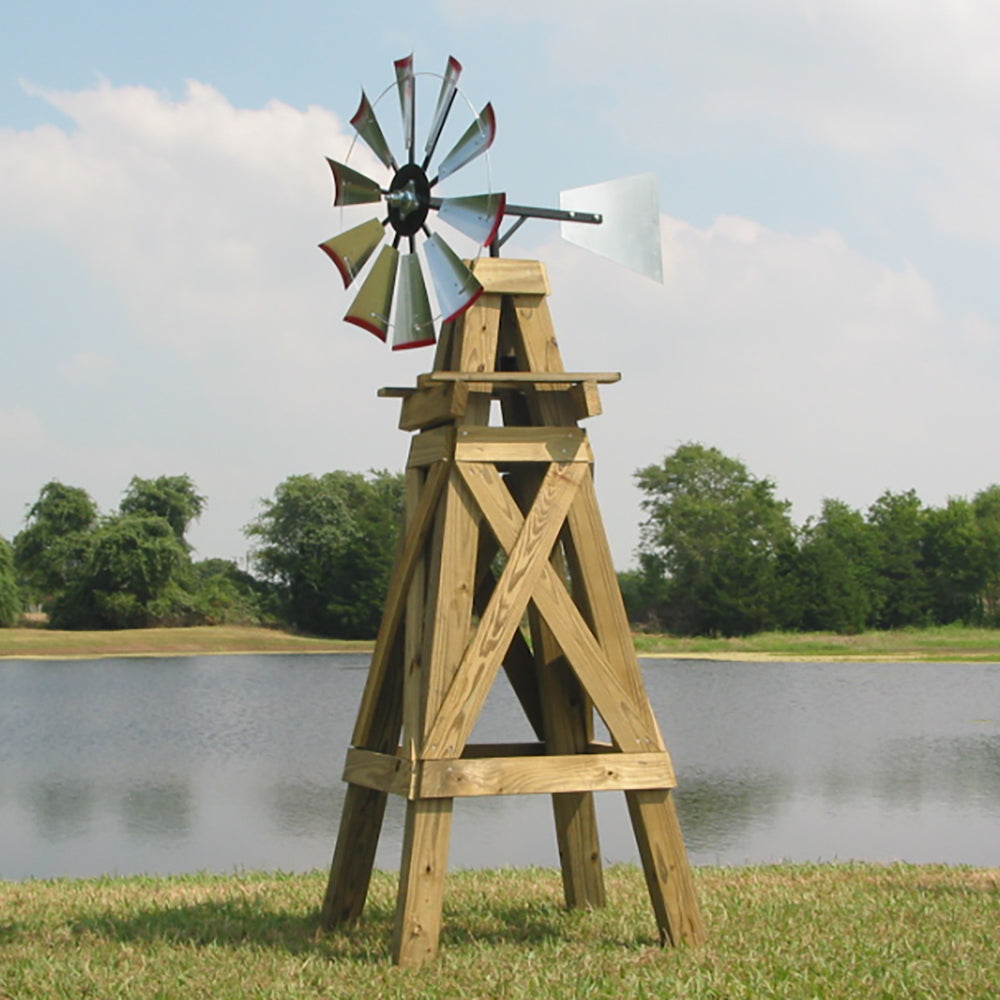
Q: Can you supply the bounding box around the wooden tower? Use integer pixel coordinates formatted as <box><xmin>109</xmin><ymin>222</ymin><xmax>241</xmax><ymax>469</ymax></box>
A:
<box><xmin>320</xmin><ymin>257</ymin><xmax>704</xmax><ymax>966</ymax></box>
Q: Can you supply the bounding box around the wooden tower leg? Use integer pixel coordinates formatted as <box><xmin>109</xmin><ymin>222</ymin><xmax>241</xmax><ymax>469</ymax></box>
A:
<box><xmin>391</xmin><ymin>798</ymin><xmax>455</xmax><ymax>965</ymax></box>
<box><xmin>563</xmin><ymin>472</ymin><xmax>705</xmax><ymax>946</ymax></box>
<box><xmin>321</xmin><ymin>631</ymin><xmax>404</xmax><ymax>929</ymax></box>
<box><xmin>541</xmin><ymin>657</ymin><xmax>606</xmax><ymax>909</ymax></box>
<box><xmin>322</xmin><ymin>784</ymin><xmax>389</xmax><ymax>927</ymax></box>
<box><xmin>391</xmin><ymin>467</ymin><xmax>478</xmax><ymax>965</ymax></box>
<box><xmin>627</xmin><ymin>789</ymin><xmax>706</xmax><ymax>946</ymax></box>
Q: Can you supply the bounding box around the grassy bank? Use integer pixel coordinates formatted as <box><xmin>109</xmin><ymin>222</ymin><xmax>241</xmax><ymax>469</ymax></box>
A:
<box><xmin>0</xmin><ymin>624</ymin><xmax>370</xmax><ymax>659</ymax></box>
<box><xmin>2</xmin><ymin>864</ymin><xmax>998</xmax><ymax>998</ymax></box>
<box><xmin>634</xmin><ymin>623</ymin><xmax>1000</xmax><ymax>661</ymax></box>
<box><xmin>3</xmin><ymin>622</ymin><xmax>1000</xmax><ymax>661</ymax></box>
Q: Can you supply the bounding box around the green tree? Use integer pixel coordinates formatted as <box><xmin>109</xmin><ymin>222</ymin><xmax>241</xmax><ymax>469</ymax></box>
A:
<box><xmin>13</xmin><ymin>482</ymin><xmax>99</xmax><ymax>605</ymax></box>
<box><xmin>0</xmin><ymin>536</ymin><xmax>21</xmax><ymax>627</ymax></box>
<box><xmin>793</xmin><ymin>499</ymin><xmax>876</xmax><ymax>633</ymax></box>
<box><xmin>971</xmin><ymin>485</ymin><xmax>1000</xmax><ymax>624</ymax></box>
<box><xmin>50</xmin><ymin>514</ymin><xmax>190</xmax><ymax>629</ymax></box>
<box><xmin>867</xmin><ymin>489</ymin><xmax>930</xmax><ymax>628</ymax></box>
<box><xmin>183</xmin><ymin>558</ymin><xmax>270</xmax><ymax>626</ymax></box>
<box><xmin>246</xmin><ymin>470</ymin><xmax>405</xmax><ymax>639</ymax></box>
<box><xmin>634</xmin><ymin>443</ymin><xmax>796</xmax><ymax>636</ymax></box>
<box><xmin>119</xmin><ymin>475</ymin><xmax>206</xmax><ymax>546</ymax></box>
<box><xmin>922</xmin><ymin>497</ymin><xmax>983</xmax><ymax>624</ymax></box>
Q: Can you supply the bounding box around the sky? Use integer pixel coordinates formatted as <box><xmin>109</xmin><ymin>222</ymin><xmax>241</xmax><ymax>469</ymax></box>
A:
<box><xmin>3</xmin><ymin>0</ymin><xmax>1000</xmax><ymax>570</ymax></box>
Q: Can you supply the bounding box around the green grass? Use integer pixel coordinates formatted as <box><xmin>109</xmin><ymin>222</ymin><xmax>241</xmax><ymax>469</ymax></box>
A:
<box><xmin>0</xmin><ymin>624</ymin><xmax>370</xmax><ymax>659</ymax></box>
<box><xmin>1</xmin><ymin>865</ymin><xmax>998</xmax><ymax>998</ymax></box>
<box><xmin>4</xmin><ymin>622</ymin><xmax>1000</xmax><ymax>661</ymax></box>
<box><xmin>633</xmin><ymin>623</ymin><xmax>1000</xmax><ymax>661</ymax></box>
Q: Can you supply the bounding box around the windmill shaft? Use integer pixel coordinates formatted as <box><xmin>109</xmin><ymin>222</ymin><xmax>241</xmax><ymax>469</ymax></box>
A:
<box><xmin>503</xmin><ymin>204</ymin><xmax>603</xmax><ymax>225</ymax></box>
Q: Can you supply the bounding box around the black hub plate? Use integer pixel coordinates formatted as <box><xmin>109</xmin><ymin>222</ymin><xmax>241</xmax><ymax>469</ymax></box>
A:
<box><xmin>387</xmin><ymin>163</ymin><xmax>431</xmax><ymax>238</ymax></box>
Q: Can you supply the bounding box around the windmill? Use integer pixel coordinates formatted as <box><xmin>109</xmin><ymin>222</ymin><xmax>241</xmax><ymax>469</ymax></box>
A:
<box><xmin>318</xmin><ymin>56</ymin><xmax>703</xmax><ymax>967</ymax></box>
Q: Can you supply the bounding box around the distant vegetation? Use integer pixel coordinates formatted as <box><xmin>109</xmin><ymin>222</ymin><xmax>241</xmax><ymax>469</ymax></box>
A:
<box><xmin>7</xmin><ymin>476</ymin><xmax>269</xmax><ymax>631</ymax></box>
<box><xmin>3</xmin><ymin>445</ymin><xmax>1000</xmax><ymax>639</ymax></box>
<box><xmin>621</xmin><ymin>443</ymin><xmax>1000</xmax><ymax>636</ymax></box>
<box><xmin>2</xmin><ymin>471</ymin><xmax>402</xmax><ymax>637</ymax></box>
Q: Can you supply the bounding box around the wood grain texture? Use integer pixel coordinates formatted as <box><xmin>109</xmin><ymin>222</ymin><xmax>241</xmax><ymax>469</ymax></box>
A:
<box><xmin>342</xmin><ymin>748</ymin><xmax>411</xmax><ymax>796</ymax></box>
<box><xmin>351</xmin><ymin>461</ymin><xmax>448</xmax><ymax>748</ymax></box>
<box><xmin>627</xmin><ymin>788</ymin><xmax>706</xmax><ymax>947</ymax></box>
<box><xmin>406</xmin><ymin>426</ymin><xmax>454</xmax><ymax>469</ymax></box>
<box><xmin>416</xmin><ymin>751</ymin><xmax>675</xmax><ymax>798</ymax></box>
<box><xmin>423</xmin><ymin>371</ymin><xmax>620</xmax><ymax>384</ymax></box>
<box><xmin>413</xmin><ymin>469</ymin><xmax>480</xmax><ymax>751</ymax></box>
<box><xmin>322</xmin><ymin>629</ymin><xmax>404</xmax><ymax>930</ymax></box>
<box><xmin>326</xmin><ymin>258</ymin><xmax>702</xmax><ymax>963</ymax></box>
<box><xmin>495</xmin><ymin>342</ymin><xmax>606</xmax><ymax>909</ymax></box>
<box><xmin>340</xmin><ymin>748</ymin><xmax>675</xmax><ymax>799</ymax></box>
<box><xmin>454</xmin><ymin>426</ymin><xmax>591</xmax><ymax>464</ymax></box>
<box><xmin>391</xmin><ymin>798</ymin><xmax>454</xmax><ymax>966</ymax></box>
<box><xmin>471</xmin><ymin>535</ymin><xmax>547</xmax><ymax>741</ymax></box>
<box><xmin>471</xmin><ymin>257</ymin><xmax>551</xmax><ymax>295</ymax></box>
<box><xmin>422</xmin><ymin>461</ymin><xmax>586</xmax><ymax>759</ymax></box>
<box><xmin>320</xmin><ymin>783</ymin><xmax>390</xmax><ymax>929</ymax></box>
<box><xmin>398</xmin><ymin>381</ymin><xmax>470</xmax><ymax>431</ymax></box>
<box><xmin>563</xmin><ymin>470</ymin><xmax>666</xmax><ymax>748</ymax></box>
<box><xmin>457</xmin><ymin>461</ymin><xmax>656</xmax><ymax>751</ymax></box>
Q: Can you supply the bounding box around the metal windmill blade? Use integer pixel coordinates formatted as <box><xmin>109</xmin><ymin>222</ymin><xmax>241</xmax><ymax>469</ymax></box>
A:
<box><xmin>319</xmin><ymin>55</ymin><xmax>504</xmax><ymax>350</ymax></box>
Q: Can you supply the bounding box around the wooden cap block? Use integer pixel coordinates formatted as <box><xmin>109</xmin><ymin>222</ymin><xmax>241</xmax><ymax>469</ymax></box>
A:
<box><xmin>470</xmin><ymin>258</ymin><xmax>550</xmax><ymax>296</ymax></box>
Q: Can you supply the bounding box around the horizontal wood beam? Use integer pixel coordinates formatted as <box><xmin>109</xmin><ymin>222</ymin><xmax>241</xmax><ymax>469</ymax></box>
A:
<box><xmin>420</xmin><ymin>371</ymin><xmax>620</xmax><ymax>386</ymax></box>
<box><xmin>406</xmin><ymin>427</ymin><xmax>455</xmax><ymax>468</ymax></box>
<box><xmin>343</xmin><ymin>747</ymin><xmax>677</xmax><ymax>799</ymax></box>
<box><xmin>455</xmin><ymin>427</ymin><xmax>592</xmax><ymax>464</ymax></box>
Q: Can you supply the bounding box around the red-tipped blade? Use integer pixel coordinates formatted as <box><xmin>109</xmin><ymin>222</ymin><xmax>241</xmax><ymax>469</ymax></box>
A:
<box><xmin>394</xmin><ymin>53</ymin><xmax>415</xmax><ymax>164</ymax></box>
<box><xmin>325</xmin><ymin>158</ymin><xmax>382</xmax><ymax>206</ymax></box>
<box><xmin>344</xmin><ymin>244</ymin><xmax>398</xmax><ymax>342</ymax></box>
<box><xmin>393</xmin><ymin>254</ymin><xmax>436</xmax><ymax>350</ymax></box>
<box><xmin>437</xmin><ymin>192</ymin><xmax>506</xmax><ymax>248</ymax></box>
<box><xmin>350</xmin><ymin>90</ymin><xmax>397</xmax><ymax>171</ymax></box>
<box><xmin>319</xmin><ymin>217</ymin><xmax>386</xmax><ymax>289</ymax></box>
<box><xmin>423</xmin><ymin>233</ymin><xmax>483</xmax><ymax>323</ymax></box>
<box><xmin>422</xmin><ymin>55</ymin><xmax>462</xmax><ymax>169</ymax></box>
<box><xmin>435</xmin><ymin>103</ymin><xmax>496</xmax><ymax>182</ymax></box>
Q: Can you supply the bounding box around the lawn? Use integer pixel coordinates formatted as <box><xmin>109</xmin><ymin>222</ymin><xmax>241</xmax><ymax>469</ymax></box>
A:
<box><xmin>2</xmin><ymin>864</ymin><xmax>998</xmax><ymax>999</ymax></box>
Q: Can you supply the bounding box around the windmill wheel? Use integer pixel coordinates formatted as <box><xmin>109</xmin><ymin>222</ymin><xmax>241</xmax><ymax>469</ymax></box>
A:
<box><xmin>320</xmin><ymin>55</ymin><xmax>505</xmax><ymax>350</ymax></box>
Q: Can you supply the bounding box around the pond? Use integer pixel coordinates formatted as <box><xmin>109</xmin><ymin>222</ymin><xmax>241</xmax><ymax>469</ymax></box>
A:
<box><xmin>1</xmin><ymin>654</ymin><xmax>998</xmax><ymax>879</ymax></box>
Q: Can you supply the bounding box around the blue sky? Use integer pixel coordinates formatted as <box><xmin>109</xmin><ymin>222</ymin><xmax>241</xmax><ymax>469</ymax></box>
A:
<box><xmin>3</xmin><ymin>1</ymin><xmax>1000</xmax><ymax>569</ymax></box>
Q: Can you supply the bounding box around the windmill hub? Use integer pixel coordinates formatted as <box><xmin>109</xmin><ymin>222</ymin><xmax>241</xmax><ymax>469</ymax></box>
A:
<box><xmin>386</xmin><ymin>164</ymin><xmax>431</xmax><ymax>235</ymax></box>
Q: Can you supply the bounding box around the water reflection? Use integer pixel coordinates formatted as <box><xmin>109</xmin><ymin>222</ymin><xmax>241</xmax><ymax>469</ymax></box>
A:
<box><xmin>25</xmin><ymin>778</ymin><xmax>95</xmax><ymax>841</ymax></box>
<box><xmin>675</xmin><ymin>772</ymin><xmax>790</xmax><ymax>855</ymax></box>
<box><xmin>264</xmin><ymin>779</ymin><xmax>342</xmax><ymax>839</ymax></box>
<box><xmin>1</xmin><ymin>655</ymin><xmax>998</xmax><ymax>879</ymax></box>
<box><xmin>121</xmin><ymin>781</ymin><xmax>192</xmax><ymax>840</ymax></box>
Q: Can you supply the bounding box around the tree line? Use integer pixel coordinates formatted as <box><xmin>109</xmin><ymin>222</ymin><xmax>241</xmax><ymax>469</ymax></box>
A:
<box><xmin>2</xmin><ymin>445</ymin><xmax>999</xmax><ymax>638</ymax></box>
<box><xmin>621</xmin><ymin>443</ymin><xmax>1000</xmax><ymax>636</ymax></box>
<box><xmin>0</xmin><ymin>471</ymin><xmax>402</xmax><ymax>636</ymax></box>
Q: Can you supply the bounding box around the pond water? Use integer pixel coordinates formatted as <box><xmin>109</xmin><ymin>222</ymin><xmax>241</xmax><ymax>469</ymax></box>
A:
<box><xmin>1</xmin><ymin>654</ymin><xmax>998</xmax><ymax>880</ymax></box>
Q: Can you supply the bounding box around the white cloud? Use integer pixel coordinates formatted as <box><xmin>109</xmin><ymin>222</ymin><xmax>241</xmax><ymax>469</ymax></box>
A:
<box><xmin>0</xmin><ymin>80</ymin><xmax>434</xmax><ymax>556</ymax></box>
<box><xmin>0</xmin><ymin>407</ymin><xmax>47</xmax><ymax>453</ymax></box>
<box><xmin>59</xmin><ymin>351</ymin><xmax>117</xmax><ymax>385</ymax></box>
<box><xmin>450</xmin><ymin>1</ymin><xmax>1000</xmax><ymax>241</ymax></box>
<box><xmin>3</xmin><ymin>76</ymin><xmax>998</xmax><ymax>570</ymax></box>
<box><xmin>533</xmin><ymin>210</ymin><xmax>1000</xmax><ymax>563</ymax></box>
